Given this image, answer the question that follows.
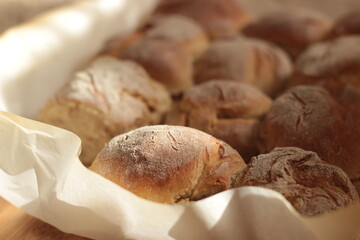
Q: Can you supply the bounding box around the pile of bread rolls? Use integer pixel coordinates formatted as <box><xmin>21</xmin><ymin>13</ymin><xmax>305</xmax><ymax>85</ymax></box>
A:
<box><xmin>39</xmin><ymin>0</ymin><xmax>360</xmax><ymax>217</ymax></box>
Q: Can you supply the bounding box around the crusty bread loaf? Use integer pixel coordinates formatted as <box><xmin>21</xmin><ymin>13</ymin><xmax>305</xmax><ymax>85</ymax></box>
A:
<box><xmin>40</xmin><ymin>56</ymin><xmax>171</xmax><ymax>166</ymax></box>
<box><xmin>155</xmin><ymin>0</ymin><xmax>250</xmax><ymax>39</ymax></box>
<box><xmin>327</xmin><ymin>11</ymin><xmax>360</xmax><ymax>39</ymax></box>
<box><xmin>194</xmin><ymin>36</ymin><xmax>293</xmax><ymax>97</ymax></box>
<box><xmin>243</xmin><ymin>8</ymin><xmax>332</xmax><ymax>58</ymax></box>
<box><xmin>89</xmin><ymin>125</ymin><xmax>247</xmax><ymax>203</ymax></box>
<box><xmin>123</xmin><ymin>38</ymin><xmax>194</xmax><ymax>95</ymax></box>
<box><xmin>144</xmin><ymin>14</ymin><xmax>210</xmax><ymax>58</ymax></box>
<box><xmin>260</xmin><ymin>86</ymin><xmax>360</xmax><ymax>194</ymax></box>
<box><xmin>166</xmin><ymin>80</ymin><xmax>272</xmax><ymax>162</ymax></box>
<box><xmin>241</xmin><ymin>147</ymin><xmax>359</xmax><ymax>216</ymax></box>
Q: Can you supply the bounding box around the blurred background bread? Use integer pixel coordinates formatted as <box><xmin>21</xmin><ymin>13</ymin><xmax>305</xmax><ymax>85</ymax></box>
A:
<box><xmin>291</xmin><ymin>35</ymin><xmax>360</xmax><ymax>109</ymax></box>
<box><xmin>155</xmin><ymin>0</ymin><xmax>251</xmax><ymax>39</ymax></box>
<box><xmin>144</xmin><ymin>15</ymin><xmax>210</xmax><ymax>58</ymax></box>
<box><xmin>327</xmin><ymin>11</ymin><xmax>360</xmax><ymax>39</ymax></box>
<box><xmin>123</xmin><ymin>38</ymin><xmax>194</xmax><ymax>95</ymax></box>
<box><xmin>242</xmin><ymin>8</ymin><xmax>332</xmax><ymax>58</ymax></box>
<box><xmin>194</xmin><ymin>36</ymin><xmax>293</xmax><ymax>97</ymax></box>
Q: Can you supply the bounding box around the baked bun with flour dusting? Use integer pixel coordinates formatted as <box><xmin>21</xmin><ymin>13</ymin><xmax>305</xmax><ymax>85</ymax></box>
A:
<box><xmin>241</xmin><ymin>147</ymin><xmax>359</xmax><ymax>216</ymax></box>
<box><xmin>40</xmin><ymin>57</ymin><xmax>171</xmax><ymax>166</ymax></box>
<box><xmin>89</xmin><ymin>125</ymin><xmax>247</xmax><ymax>203</ymax></box>
<box><xmin>260</xmin><ymin>85</ymin><xmax>360</xmax><ymax>194</ymax></box>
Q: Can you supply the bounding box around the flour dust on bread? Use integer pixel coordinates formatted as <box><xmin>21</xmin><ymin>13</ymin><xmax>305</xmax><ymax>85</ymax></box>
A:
<box><xmin>241</xmin><ymin>147</ymin><xmax>359</xmax><ymax>216</ymax></box>
<box><xmin>40</xmin><ymin>57</ymin><xmax>171</xmax><ymax>166</ymax></box>
<box><xmin>90</xmin><ymin>125</ymin><xmax>247</xmax><ymax>204</ymax></box>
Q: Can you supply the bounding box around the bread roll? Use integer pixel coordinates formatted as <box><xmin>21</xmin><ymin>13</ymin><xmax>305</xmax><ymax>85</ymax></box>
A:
<box><xmin>144</xmin><ymin>15</ymin><xmax>209</xmax><ymax>58</ymax></box>
<box><xmin>166</xmin><ymin>80</ymin><xmax>272</xmax><ymax>162</ymax></box>
<box><xmin>260</xmin><ymin>86</ymin><xmax>360</xmax><ymax>194</ymax></box>
<box><xmin>328</xmin><ymin>11</ymin><xmax>360</xmax><ymax>39</ymax></box>
<box><xmin>90</xmin><ymin>125</ymin><xmax>247</xmax><ymax>203</ymax></box>
<box><xmin>123</xmin><ymin>38</ymin><xmax>193</xmax><ymax>95</ymax></box>
<box><xmin>40</xmin><ymin>57</ymin><xmax>171</xmax><ymax>166</ymax></box>
<box><xmin>243</xmin><ymin>8</ymin><xmax>332</xmax><ymax>58</ymax></box>
<box><xmin>291</xmin><ymin>36</ymin><xmax>360</xmax><ymax>108</ymax></box>
<box><xmin>241</xmin><ymin>147</ymin><xmax>359</xmax><ymax>216</ymax></box>
<box><xmin>155</xmin><ymin>0</ymin><xmax>250</xmax><ymax>39</ymax></box>
<box><xmin>194</xmin><ymin>36</ymin><xmax>293</xmax><ymax>97</ymax></box>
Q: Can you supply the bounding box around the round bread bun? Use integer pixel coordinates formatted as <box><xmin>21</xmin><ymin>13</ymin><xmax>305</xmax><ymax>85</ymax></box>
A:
<box><xmin>291</xmin><ymin>35</ymin><xmax>360</xmax><ymax>108</ymax></box>
<box><xmin>89</xmin><ymin>125</ymin><xmax>247</xmax><ymax>203</ymax></box>
<box><xmin>242</xmin><ymin>8</ymin><xmax>332</xmax><ymax>58</ymax></box>
<box><xmin>165</xmin><ymin>80</ymin><xmax>272</xmax><ymax>162</ymax></box>
<box><xmin>155</xmin><ymin>0</ymin><xmax>251</xmax><ymax>39</ymax></box>
<box><xmin>194</xmin><ymin>36</ymin><xmax>292</xmax><ymax>97</ymax></box>
<box><xmin>123</xmin><ymin>38</ymin><xmax>193</xmax><ymax>95</ymax></box>
<box><xmin>260</xmin><ymin>85</ymin><xmax>360</xmax><ymax>194</ymax></box>
<box><xmin>241</xmin><ymin>147</ymin><xmax>359</xmax><ymax>216</ymax></box>
<box><xmin>40</xmin><ymin>57</ymin><xmax>171</xmax><ymax>166</ymax></box>
<box><xmin>144</xmin><ymin>14</ymin><xmax>209</xmax><ymax>58</ymax></box>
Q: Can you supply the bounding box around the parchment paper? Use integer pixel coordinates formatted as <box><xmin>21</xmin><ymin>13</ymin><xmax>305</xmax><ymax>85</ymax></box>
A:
<box><xmin>0</xmin><ymin>0</ymin><xmax>359</xmax><ymax>239</ymax></box>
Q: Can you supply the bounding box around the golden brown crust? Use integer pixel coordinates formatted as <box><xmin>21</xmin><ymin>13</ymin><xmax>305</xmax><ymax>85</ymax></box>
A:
<box><xmin>260</xmin><ymin>86</ymin><xmax>360</xmax><ymax>191</ymax></box>
<box><xmin>241</xmin><ymin>147</ymin><xmax>359</xmax><ymax>216</ymax></box>
<box><xmin>194</xmin><ymin>36</ymin><xmax>293</xmax><ymax>97</ymax></box>
<box><xmin>165</xmin><ymin>80</ymin><xmax>272</xmax><ymax>162</ymax></box>
<box><xmin>327</xmin><ymin>11</ymin><xmax>360</xmax><ymax>39</ymax></box>
<box><xmin>243</xmin><ymin>8</ymin><xmax>332</xmax><ymax>58</ymax></box>
<box><xmin>40</xmin><ymin>57</ymin><xmax>171</xmax><ymax>165</ymax></box>
<box><xmin>123</xmin><ymin>38</ymin><xmax>193</xmax><ymax>95</ymax></box>
<box><xmin>90</xmin><ymin>125</ymin><xmax>247</xmax><ymax>203</ymax></box>
<box><xmin>144</xmin><ymin>14</ymin><xmax>210</xmax><ymax>58</ymax></box>
<box><xmin>155</xmin><ymin>0</ymin><xmax>251</xmax><ymax>39</ymax></box>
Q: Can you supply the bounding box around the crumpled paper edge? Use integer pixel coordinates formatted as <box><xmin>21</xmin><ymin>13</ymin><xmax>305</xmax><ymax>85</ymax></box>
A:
<box><xmin>0</xmin><ymin>0</ymin><xmax>359</xmax><ymax>238</ymax></box>
<box><xmin>1</xmin><ymin>111</ymin><xmax>359</xmax><ymax>240</ymax></box>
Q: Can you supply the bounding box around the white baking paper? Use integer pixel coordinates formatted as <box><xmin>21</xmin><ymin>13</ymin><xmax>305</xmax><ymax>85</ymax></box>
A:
<box><xmin>1</xmin><ymin>111</ymin><xmax>359</xmax><ymax>240</ymax></box>
<box><xmin>0</xmin><ymin>0</ymin><xmax>359</xmax><ymax>239</ymax></box>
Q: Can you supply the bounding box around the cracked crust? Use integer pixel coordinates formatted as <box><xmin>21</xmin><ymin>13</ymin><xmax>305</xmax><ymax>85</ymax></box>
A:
<box><xmin>194</xmin><ymin>36</ymin><xmax>293</xmax><ymax>97</ymax></box>
<box><xmin>261</xmin><ymin>86</ymin><xmax>360</xmax><ymax>194</ymax></box>
<box><xmin>166</xmin><ymin>80</ymin><xmax>272</xmax><ymax>162</ymax></box>
<box><xmin>40</xmin><ymin>57</ymin><xmax>172</xmax><ymax>166</ymax></box>
<box><xmin>89</xmin><ymin>125</ymin><xmax>247</xmax><ymax>203</ymax></box>
<box><xmin>241</xmin><ymin>147</ymin><xmax>359</xmax><ymax>216</ymax></box>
